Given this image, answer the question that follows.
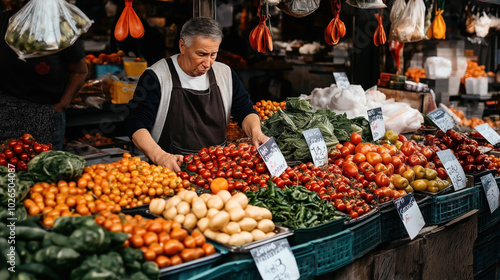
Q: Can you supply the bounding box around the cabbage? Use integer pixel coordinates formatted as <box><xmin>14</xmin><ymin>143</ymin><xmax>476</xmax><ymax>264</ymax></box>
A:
<box><xmin>27</xmin><ymin>151</ymin><xmax>86</xmax><ymax>183</ymax></box>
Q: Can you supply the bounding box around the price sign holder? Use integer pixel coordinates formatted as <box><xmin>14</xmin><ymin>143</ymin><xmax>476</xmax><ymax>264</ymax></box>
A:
<box><xmin>333</xmin><ymin>72</ymin><xmax>350</xmax><ymax>89</ymax></box>
<box><xmin>436</xmin><ymin>149</ymin><xmax>466</xmax><ymax>191</ymax></box>
<box><xmin>475</xmin><ymin>123</ymin><xmax>500</xmax><ymax>145</ymax></box>
<box><xmin>393</xmin><ymin>193</ymin><xmax>425</xmax><ymax>240</ymax></box>
<box><xmin>257</xmin><ymin>137</ymin><xmax>288</xmax><ymax>178</ymax></box>
<box><xmin>480</xmin><ymin>173</ymin><xmax>499</xmax><ymax>213</ymax></box>
<box><xmin>427</xmin><ymin>108</ymin><xmax>455</xmax><ymax>132</ymax></box>
<box><xmin>302</xmin><ymin>128</ymin><xmax>328</xmax><ymax>167</ymax></box>
<box><xmin>250</xmin><ymin>239</ymin><xmax>300</xmax><ymax>280</ymax></box>
<box><xmin>367</xmin><ymin>107</ymin><xmax>385</xmax><ymax>141</ymax></box>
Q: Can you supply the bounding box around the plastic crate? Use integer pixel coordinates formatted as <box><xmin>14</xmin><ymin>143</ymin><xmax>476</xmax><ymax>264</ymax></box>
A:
<box><xmin>347</xmin><ymin>212</ymin><xmax>381</xmax><ymax>259</ymax></box>
<box><xmin>288</xmin><ymin>216</ymin><xmax>345</xmax><ymax>246</ymax></box>
<box><xmin>477</xmin><ymin>208</ymin><xmax>500</xmax><ymax>234</ymax></box>
<box><xmin>186</xmin><ymin>259</ymin><xmax>260</xmax><ymax>280</ymax></box>
<box><xmin>474</xmin><ymin>263</ymin><xmax>497</xmax><ymax>280</ymax></box>
<box><xmin>380</xmin><ymin>207</ymin><xmax>406</xmax><ymax>243</ymax></box>
<box><xmin>475</xmin><ymin>184</ymin><xmax>488</xmax><ymax>213</ymax></box>
<box><xmin>312</xmin><ymin>229</ymin><xmax>353</xmax><ymax>276</ymax></box>
<box><xmin>473</xmin><ymin>231</ymin><xmax>499</xmax><ymax>275</ymax></box>
<box><xmin>291</xmin><ymin>242</ymin><xmax>316</xmax><ymax>280</ymax></box>
<box><xmin>429</xmin><ymin>186</ymin><xmax>477</xmax><ymax>225</ymax></box>
<box><xmin>160</xmin><ymin>250</ymin><xmax>223</xmax><ymax>280</ymax></box>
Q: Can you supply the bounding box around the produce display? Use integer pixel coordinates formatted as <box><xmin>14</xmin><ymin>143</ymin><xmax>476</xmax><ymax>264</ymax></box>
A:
<box><xmin>448</xmin><ymin>107</ymin><xmax>500</xmax><ymax>128</ymax></box>
<box><xmin>78</xmin><ymin>133</ymin><xmax>115</xmax><ymax>147</ymax></box>
<box><xmin>149</xmin><ymin>189</ymin><xmax>277</xmax><ymax>246</ymax></box>
<box><xmin>461</xmin><ymin>59</ymin><xmax>487</xmax><ymax>84</ymax></box>
<box><xmin>27</xmin><ymin>151</ymin><xmax>85</xmax><ymax>183</ymax></box>
<box><xmin>94</xmin><ymin>211</ymin><xmax>216</xmax><ymax>269</ymax></box>
<box><xmin>85</xmin><ymin>52</ymin><xmax>124</xmax><ymax>66</ymax></box>
<box><xmin>0</xmin><ymin>134</ymin><xmax>52</xmax><ymax>171</ymax></box>
<box><xmin>253</xmin><ymin>100</ymin><xmax>286</xmax><ymax>120</ymax></box>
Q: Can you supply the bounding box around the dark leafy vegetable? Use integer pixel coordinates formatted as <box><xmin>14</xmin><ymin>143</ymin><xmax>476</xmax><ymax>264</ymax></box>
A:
<box><xmin>0</xmin><ymin>166</ymin><xmax>33</xmax><ymax>205</ymax></box>
<box><xmin>27</xmin><ymin>151</ymin><xmax>85</xmax><ymax>183</ymax></box>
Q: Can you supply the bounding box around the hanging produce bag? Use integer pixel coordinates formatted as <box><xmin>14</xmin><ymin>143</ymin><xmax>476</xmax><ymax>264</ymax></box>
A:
<box><xmin>4</xmin><ymin>0</ymin><xmax>92</xmax><ymax>60</ymax></box>
<box><xmin>427</xmin><ymin>0</ymin><xmax>446</xmax><ymax>40</ymax></box>
<box><xmin>249</xmin><ymin>3</ymin><xmax>273</xmax><ymax>53</ymax></box>
<box><xmin>346</xmin><ymin>0</ymin><xmax>386</xmax><ymax>9</ymax></box>
<box><xmin>276</xmin><ymin>0</ymin><xmax>320</xmax><ymax>18</ymax></box>
<box><xmin>373</xmin><ymin>13</ymin><xmax>386</xmax><ymax>46</ymax></box>
<box><xmin>114</xmin><ymin>0</ymin><xmax>145</xmax><ymax>41</ymax></box>
<box><xmin>389</xmin><ymin>0</ymin><xmax>426</xmax><ymax>42</ymax></box>
<box><xmin>324</xmin><ymin>0</ymin><xmax>346</xmax><ymax>45</ymax></box>
<box><xmin>474</xmin><ymin>12</ymin><xmax>491</xmax><ymax>38</ymax></box>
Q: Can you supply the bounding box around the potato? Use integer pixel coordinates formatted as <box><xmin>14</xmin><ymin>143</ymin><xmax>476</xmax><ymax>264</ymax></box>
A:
<box><xmin>266</xmin><ymin>232</ymin><xmax>276</xmax><ymax>238</ymax></box>
<box><xmin>215</xmin><ymin>232</ymin><xmax>231</xmax><ymax>244</ymax></box>
<box><xmin>206</xmin><ymin>208</ymin><xmax>219</xmax><ymax>219</ymax></box>
<box><xmin>228</xmin><ymin>207</ymin><xmax>245</xmax><ymax>222</ymax></box>
<box><xmin>251</xmin><ymin>229</ymin><xmax>267</xmax><ymax>241</ymax></box>
<box><xmin>261</xmin><ymin>208</ymin><xmax>272</xmax><ymax>220</ymax></box>
<box><xmin>183</xmin><ymin>191</ymin><xmax>198</xmax><ymax>204</ymax></box>
<box><xmin>165</xmin><ymin>195</ymin><xmax>182</xmax><ymax>210</ymax></box>
<box><xmin>163</xmin><ymin>206</ymin><xmax>177</xmax><ymax>220</ymax></box>
<box><xmin>257</xmin><ymin>219</ymin><xmax>275</xmax><ymax>233</ymax></box>
<box><xmin>224</xmin><ymin>199</ymin><xmax>241</xmax><ymax>212</ymax></box>
<box><xmin>245</xmin><ymin>205</ymin><xmax>264</xmax><ymax>221</ymax></box>
<box><xmin>228</xmin><ymin>233</ymin><xmax>246</xmax><ymax>246</ymax></box>
<box><xmin>207</xmin><ymin>195</ymin><xmax>224</xmax><ymax>210</ymax></box>
<box><xmin>204</xmin><ymin>228</ymin><xmax>218</xmax><ymax>240</ymax></box>
<box><xmin>197</xmin><ymin>217</ymin><xmax>210</xmax><ymax>232</ymax></box>
<box><xmin>231</xmin><ymin>192</ymin><xmax>248</xmax><ymax>209</ymax></box>
<box><xmin>238</xmin><ymin>217</ymin><xmax>257</xmax><ymax>232</ymax></box>
<box><xmin>176</xmin><ymin>201</ymin><xmax>191</xmax><ymax>215</ymax></box>
<box><xmin>149</xmin><ymin>198</ymin><xmax>166</xmax><ymax>215</ymax></box>
<box><xmin>192</xmin><ymin>197</ymin><xmax>208</xmax><ymax>219</ymax></box>
<box><xmin>209</xmin><ymin>211</ymin><xmax>230</xmax><ymax>231</ymax></box>
<box><xmin>216</xmin><ymin>190</ymin><xmax>232</xmax><ymax>203</ymax></box>
<box><xmin>240</xmin><ymin>231</ymin><xmax>254</xmax><ymax>243</ymax></box>
<box><xmin>222</xmin><ymin>222</ymin><xmax>241</xmax><ymax>235</ymax></box>
<box><xmin>177</xmin><ymin>189</ymin><xmax>188</xmax><ymax>200</ymax></box>
<box><xmin>183</xmin><ymin>213</ymin><xmax>198</xmax><ymax>230</ymax></box>
<box><xmin>199</xmin><ymin>193</ymin><xmax>212</xmax><ymax>203</ymax></box>
<box><xmin>174</xmin><ymin>214</ymin><xmax>185</xmax><ymax>224</ymax></box>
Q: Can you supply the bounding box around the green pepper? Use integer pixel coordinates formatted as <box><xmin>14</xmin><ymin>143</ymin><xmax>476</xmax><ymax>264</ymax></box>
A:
<box><xmin>15</xmin><ymin>226</ymin><xmax>48</xmax><ymax>241</ymax></box>
<box><xmin>34</xmin><ymin>245</ymin><xmax>81</xmax><ymax>269</ymax></box>
<box><xmin>52</xmin><ymin>216</ymin><xmax>96</xmax><ymax>235</ymax></box>
<box><xmin>19</xmin><ymin>263</ymin><xmax>63</xmax><ymax>280</ymax></box>
<box><xmin>141</xmin><ymin>261</ymin><xmax>159</xmax><ymax>280</ymax></box>
<box><xmin>70</xmin><ymin>225</ymin><xmax>109</xmax><ymax>254</ymax></box>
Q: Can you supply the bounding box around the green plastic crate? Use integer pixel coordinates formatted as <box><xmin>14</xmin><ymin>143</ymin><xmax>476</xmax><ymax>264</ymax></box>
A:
<box><xmin>160</xmin><ymin>250</ymin><xmax>224</xmax><ymax>280</ymax></box>
<box><xmin>291</xmin><ymin>242</ymin><xmax>316</xmax><ymax>280</ymax></box>
<box><xmin>186</xmin><ymin>259</ymin><xmax>260</xmax><ymax>280</ymax></box>
<box><xmin>380</xmin><ymin>207</ymin><xmax>406</xmax><ymax>243</ymax></box>
<box><xmin>312</xmin><ymin>229</ymin><xmax>353</xmax><ymax>276</ymax></box>
<box><xmin>347</xmin><ymin>211</ymin><xmax>381</xmax><ymax>259</ymax></box>
<box><xmin>429</xmin><ymin>186</ymin><xmax>477</xmax><ymax>225</ymax></box>
<box><xmin>474</xmin><ymin>263</ymin><xmax>497</xmax><ymax>280</ymax></box>
<box><xmin>288</xmin><ymin>216</ymin><xmax>346</xmax><ymax>246</ymax></box>
<box><xmin>473</xmin><ymin>231</ymin><xmax>499</xmax><ymax>275</ymax></box>
<box><xmin>478</xmin><ymin>208</ymin><xmax>500</xmax><ymax>234</ymax></box>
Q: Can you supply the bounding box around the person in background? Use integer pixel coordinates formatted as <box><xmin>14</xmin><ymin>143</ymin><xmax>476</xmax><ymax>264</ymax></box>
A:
<box><xmin>0</xmin><ymin>2</ymin><xmax>88</xmax><ymax>149</ymax></box>
<box><xmin>125</xmin><ymin>17</ymin><xmax>268</xmax><ymax>172</ymax></box>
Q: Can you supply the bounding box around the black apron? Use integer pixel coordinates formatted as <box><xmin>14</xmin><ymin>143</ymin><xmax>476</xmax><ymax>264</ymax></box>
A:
<box><xmin>157</xmin><ymin>58</ymin><xmax>227</xmax><ymax>155</ymax></box>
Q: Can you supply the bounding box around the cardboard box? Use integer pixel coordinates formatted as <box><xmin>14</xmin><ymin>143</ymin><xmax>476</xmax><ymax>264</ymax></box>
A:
<box><xmin>378</xmin><ymin>87</ymin><xmax>431</xmax><ymax>114</ymax></box>
<box><xmin>111</xmin><ymin>80</ymin><xmax>137</xmax><ymax>104</ymax></box>
<box><xmin>123</xmin><ymin>58</ymin><xmax>147</xmax><ymax>77</ymax></box>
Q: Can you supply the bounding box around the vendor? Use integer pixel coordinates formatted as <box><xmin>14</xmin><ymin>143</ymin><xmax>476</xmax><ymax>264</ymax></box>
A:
<box><xmin>0</xmin><ymin>3</ymin><xmax>88</xmax><ymax>149</ymax></box>
<box><xmin>125</xmin><ymin>17</ymin><xmax>268</xmax><ymax>172</ymax></box>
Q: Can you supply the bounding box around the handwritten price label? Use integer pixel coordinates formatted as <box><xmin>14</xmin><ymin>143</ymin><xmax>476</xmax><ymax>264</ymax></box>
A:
<box><xmin>393</xmin><ymin>193</ymin><xmax>425</xmax><ymax>240</ymax></box>
<box><xmin>333</xmin><ymin>72</ymin><xmax>350</xmax><ymax>89</ymax></box>
<box><xmin>250</xmin><ymin>239</ymin><xmax>300</xmax><ymax>280</ymax></box>
<box><xmin>437</xmin><ymin>149</ymin><xmax>466</xmax><ymax>191</ymax></box>
<box><xmin>427</xmin><ymin>109</ymin><xmax>455</xmax><ymax>132</ymax></box>
<box><xmin>302</xmin><ymin>128</ymin><xmax>328</xmax><ymax>167</ymax></box>
<box><xmin>475</xmin><ymin>123</ymin><xmax>500</xmax><ymax>145</ymax></box>
<box><xmin>480</xmin><ymin>173</ymin><xmax>499</xmax><ymax>213</ymax></box>
<box><xmin>367</xmin><ymin>107</ymin><xmax>385</xmax><ymax>141</ymax></box>
<box><xmin>257</xmin><ymin>137</ymin><xmax>288</xmax><ymax>178</ymax></box>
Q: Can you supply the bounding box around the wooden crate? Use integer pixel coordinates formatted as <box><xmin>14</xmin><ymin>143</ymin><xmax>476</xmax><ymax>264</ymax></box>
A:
<box><xmin>378</xmin><ymin>87</ymin><xmax>431</xmax><ymax>114</ymax></box>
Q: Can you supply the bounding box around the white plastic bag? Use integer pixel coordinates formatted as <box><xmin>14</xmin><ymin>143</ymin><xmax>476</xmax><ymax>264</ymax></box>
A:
<box><xmin>424</xmin><ymin>56</ymin><xmax>452</xmax><ymax>79</ymax></box>
<box><xmin>389</xmin><ymin>0</ymin><xmax>426</xmax><ymax>42</ymax></box>
<box><xmin>5</xmin><ymin>0</ymin><xmax>92</xmax><ymax>60</ymax></box>
<box><xmin>385</xmin><ymin>106</ymin><xmax>424</xmax><ymax>134</ymax></box>
<box><xmin>475</xmin><ymin>12</ymin><xmax>491</xmax><ymax>38</ymax></box>
<box><xmin>390</xmin><ymin>0</ymin><xmax>406</xmax><ymax>23</ymax></box>
<box><xmin>346</xmin><ymin>0</ymin><xmax>387</xmax><ymax>9</ymax></box>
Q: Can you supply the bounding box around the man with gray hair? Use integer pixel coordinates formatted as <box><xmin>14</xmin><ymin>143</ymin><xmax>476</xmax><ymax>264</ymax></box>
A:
<box><xmin>126</xmin><ymin>17</ymin><xmax>268</xmax><ymax>172</ymax></box>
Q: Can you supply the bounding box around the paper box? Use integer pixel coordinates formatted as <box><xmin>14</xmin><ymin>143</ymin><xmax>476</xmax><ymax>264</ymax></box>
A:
<box><xmin>111</xmin><ymin>80</ymin><xmax>137</xmax><ymax>104</ymax></box>
<box><xmin>123</xmin><ymin>58</ymin><xmax>147</xmax><ymax>77</ymax></box>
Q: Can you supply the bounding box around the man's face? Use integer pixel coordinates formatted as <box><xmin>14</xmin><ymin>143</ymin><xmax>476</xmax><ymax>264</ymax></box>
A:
<box><xmin>179</xmin><ymin>35</ymin><xmax>220</xmax><ymax>77</ymax></box>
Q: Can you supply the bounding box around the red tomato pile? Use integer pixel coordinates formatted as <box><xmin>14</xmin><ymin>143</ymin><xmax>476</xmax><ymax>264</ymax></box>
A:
<box><xmin>178</xmin><ymin>143</ymin><xmax>271</xmax><ymax>192</ymax></box>
<box><xmin>423</xmin><ymin>130</ymin><xmax>493</xmax><ymax>174</ymax></box>
<box><xmin>0</xmin><ymin>133</ymin><xmax>52</xmax><ymax>171</ymax></box>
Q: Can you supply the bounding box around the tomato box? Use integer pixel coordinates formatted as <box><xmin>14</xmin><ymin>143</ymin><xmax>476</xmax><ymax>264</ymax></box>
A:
<box><xmin>111</xmin><ymin>80</ymin><xmax>137</xmax><ymax>104</ymax></box>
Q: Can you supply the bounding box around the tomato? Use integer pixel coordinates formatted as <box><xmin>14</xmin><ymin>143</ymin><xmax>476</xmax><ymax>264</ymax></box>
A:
<box><xmin>41</xmin><ymin>144</ymin><xmax>50</xmax><ymax>152</ymax></box>
<box><xmin>255</xmin><ymin>163</ymin><xmax>266</xmax><ymax>174</ymax></box>
<box><xmin>366</xmin><ymin>152</ymin><xmax>382</xmax><ymax>166</ymax></box>
<box><xmin>398</xmin><ymin>134</ymin><xmax>407</xmax><ymax>142</ymax></box>
<box><xmin>350</xmin><ymin>133</ymin><xmax>362</xmax><ymax>145</ymax></box>
<box><xmin>4</xmin><ymin>149</ymin><xmax>13</xmax><ymax>159</ymax></box>
<box><xmin>358</xmin><ymin>162</ymin><xmax>374</xmax><ymax>173</ymax></box>
<box><xmin>352</xmin><ymin>153</ymin><xmax>366</xmax><ymax>164</ymax></box>
<box><xmin>400</xmin><ymin>142</ymin><xmax>416</xmax><ymax>156</ymax></box>
<box><xmin>339</xmin><ymin>146</ymin><xmax>351</xmax><ymax>157</ymax></box>
<box><xmin>9</xmin><ymin>157</ymin><xmax>18</xmax><ymax>166</ymax></box>
<box><xmin>355</xmin><ymin>143</ymin><xmax>373</xmax><ymax>155</ymax></box>
<box><xmin>22</xmin><ymin>134</ymin><xmax>34</xmax><ymax>144</ymax></box>
<box><xmin>375</xmin><ymin>172</ymin><xmax>390</xmax><ymax>187</ymax></box>
<box><xmin>342</xmin><ymin>162</ymin><xmax>359</xmax><ymax>178</ymax></box>
<box><xmin>408</xmin><ymin>154</ymin><xmax>422</xmax><ymax>166</ymax></box>
<box><xmin>33</xmin><ymin>143</ymin><xmax>43</xmax><ymax>153</ymax></box>
<box><xmin>17</xmin><ymin>161</ymin><xmax>27</xmax><ymax>171</ymax></box>
<box><xmin>0</xmin><ymin>158</ymin><xmax>6</xmax><ymax>167</ymax></box>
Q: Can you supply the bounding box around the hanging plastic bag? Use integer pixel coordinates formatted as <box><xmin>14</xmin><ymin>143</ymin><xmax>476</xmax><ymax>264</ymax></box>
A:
<box><xmin>390</xmin><ymin>0</ymin><xmax>406</xmax><ymax>24</ymax></box>
<box><xmin>474</xmin><ymin>12</ymin><xmax>491</xmax><ymax>38</ymax></box>
<box><xmin>277</xmin><ymin>0</ymin><xmax>320</xmax><ymax>18</ymax></box>
<box><xmin>324</xmin><ymin>0</ymin><xmax>346</xmax><ymax>45</ymax></box>
<box><xmin>465</xmin><ymin>6</ymin><xmax>475</xmax><ymax>34</ymax></box>
<box><xmin>389</xmin><ymin>0</ymin><xmax>426</xmax><ymax>42</ymax></box>
<box><xmin>5</xmin><ymin>0</ymin><xmax>92</xmax><ymax>60</ymax></box>
<box><xmin>427</xmin><ymin>0</ymin><xmax>446</xmax><ymax>39</ymax></box>
<box><xmin>373</xmin><ymin>13</ymin><xmax>386</xmax><ymax>46</ymax></box>
<box><xmin>114</xmin><ymin>0</ymin><xmax>145</xmax><ymax>41</ymax></box>
<box><xmin>346</xmin><ymin>0</ymin><xmax>386</xmax><ymax>9</ymax></box>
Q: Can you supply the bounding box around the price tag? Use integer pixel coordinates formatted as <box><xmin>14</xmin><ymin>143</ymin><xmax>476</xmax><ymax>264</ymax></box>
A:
<box><xmin>367</xmin><ymin>107</ymin><xmax>385</xmax><ymax>141</ymax></box>
<box><xmin>474</xmin><ymin>123</ymin><xmax>500</xmax><ymax>145</ymax></box>
<box><xmin>393</xmin><ymin>193</ymin><xmax>425</xmax><ymax>240</ymax></box>
<box><xmin>480</xmin><ymin>173</ymin><xmax>499</xmax><ymax>213</ymax></box>
<box><xmin>427</xmin><ymin>108</ymin><xmax>455</xmax><ymax>132</ymax></box>
<box><xmin>257</xmin><ymin>137</ymin><xmax>288</xmax><ymax>178</ymax></box>
<box><xmin>302</xmin><ymin>128</ymin><xmax>328</xmax><ymax>167</ymax></box>
<box><xmin>250</xmin><ymin>239</ymin><xmax>300</xmax><ymax>280</ymax></box>
<box><xmin>333</xmin><ymin>72</ymin><xmax>350</xmax><ymax>89</ymax></box>
<box><xmin>436</xmin><ymin>149</ymin><xmax>466</xmax><ymax>191</ymax></box>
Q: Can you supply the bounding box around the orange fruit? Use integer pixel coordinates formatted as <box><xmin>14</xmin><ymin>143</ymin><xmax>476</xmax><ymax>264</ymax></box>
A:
<box><xmin>210</xmin><ymin>178</ymin><xmax>229</xmax><ymax>194</ymax></box>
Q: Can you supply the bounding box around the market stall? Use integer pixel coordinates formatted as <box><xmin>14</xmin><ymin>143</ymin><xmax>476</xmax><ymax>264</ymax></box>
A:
<box><xmin>1</xmin><ymin>0</ymin><xmax>500</xmax><ymax>280</ymax></box>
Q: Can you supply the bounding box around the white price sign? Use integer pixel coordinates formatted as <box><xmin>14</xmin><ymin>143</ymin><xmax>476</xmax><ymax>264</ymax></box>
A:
<box><xmin>427</xmin><ymin>108</ymin><xmax>455</xmax><ymax>132</ymax></box>
<box><xmin>480</xmin><ymin>173</ymin><xmax>500</xmax><ymax>213</ymax></box>
<box><xmin>333</xmin><ymin>72</ymin><xmax>350</xmax><ymax>89</ymax></box>
<box><xmin>302</xmin><ymin>128</ymin><xmax>328</xmax><ymax>167</ymax></box>
<box><xmin>257</xmin><ymin>137</ymin><xmax>288</xmax><ymax>178</ymax></box>
<box><xmin>250</xmin><ymin>239</ymin><xmax>300</xmax><ymax>280</ymax></box>
<box><xmin>437</xmin><ymin>149</ymin><xmax>466</xmax><ymax>191</ymax></box>
<box><xmin>367</xmin><ymin>107</ymin><xmax>385</xmax><ymax>141</ymax></box>
<box><xmin>393</xmin><ymin>193</ymin><xmax>425</xmax><ymax>240</ymax></box>
<box><xmin>474</xmin><ymin>123</ymin><xmax>500</xmax><ymax>145</ymax></box>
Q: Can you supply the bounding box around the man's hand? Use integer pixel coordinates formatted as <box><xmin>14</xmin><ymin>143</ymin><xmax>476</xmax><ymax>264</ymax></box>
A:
<box><xmin>251</xmin><ymin>131</ymin><xmax>269</xmax><ymax>148</ymax></box>
<box><xmin>155</xmin><ymin>152</ymin><xmax>184</xmax><ymax>172</ymax></box>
